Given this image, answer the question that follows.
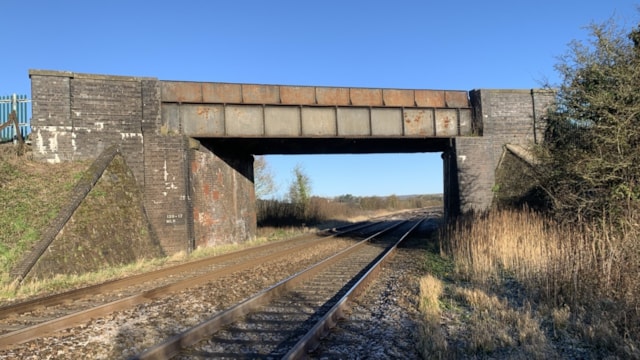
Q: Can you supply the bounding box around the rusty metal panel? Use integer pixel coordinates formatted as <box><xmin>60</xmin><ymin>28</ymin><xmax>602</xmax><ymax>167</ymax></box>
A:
<box><xmin>403</xmin><ymin>108</ymin><xmax>434</xmax><ymax>136</ymax></box>
<box><xmin>435</xmin><ymin>109</ymin><xmax>458</xmax><ymax>136</ymax></box>
<box><xmin>161</xmin><ymin>81</ymin><xmax>202</xmax><ymax>103</ymax></box>
<box><xmin>242</xmin><ymin>84</ymin><xmax>280</xmax><ymax>104</ymax></box>
<box><xmin>316</xmin><ymin>87</ymin><xmax>350</xmax><ymax>105</ymax></box>
<box><xmin>382</xmin><ymin>89</ymin><xmax>415</xmax><ymax>107</ymax></box>
<box><xmin>337</xmin><ymin>108</ymin><xmax>370</xmax><ymax>136</ymax></box>
<box><xmin>459</xmin><ymin>108</ymin><xmax>472</xmax><ymax>135</ymax></box>
<box><xmin>280</xmin><ymin>86</ymin><xmax>316</xmax><ymax>105</ymax></box>
<box><xmin>350</xmin><ymin>88</ymin><xmax>383</xmax><ymax>106</ymax></box>
<box><xmin>371</xmin><ymin>108</ymin><xmax>403</xmax><ymax>136</ymax></box>
<box><xmin>301</xmin><ymin>107</ymin><xmax>336</xmax><ymax>136</ymax></box>
<box><xmin>161</xmin><ymin>103</ymin><xmax>181</xmax><ymax>133</ymax></box>
<box><xmin>225</xmin><ymin>105</ymin><xmax>264</xmax><ymax>135</ymax></box>
<box><xmin>202</xmin><ymin>83</ymin><xmax>242</xmax><ymax>103</ymax></box>
<box><xmin>415</xmin><ymin>90</ymin><xmax>445</xmax><ymax>107</ymax></box>
<box><xmin>181</xmin><ymin>104</ymin><xmax>225</xmax><ymax>136</ymax></box>
<box><xmin>445</xmin><ymin>91</ymin><xmax>470</xmax><ymax>107</ymax></box>
<box><xmin>265</xmin><ymin>106</ymin><xmax>301</xmax><ymax>136</ymax></box>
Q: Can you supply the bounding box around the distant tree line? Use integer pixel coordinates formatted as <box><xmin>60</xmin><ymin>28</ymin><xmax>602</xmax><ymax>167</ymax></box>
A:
<box><xmin>254</xmin><ymin>158</ymin><xmax>442</xmax><ymax>226</ymax></box>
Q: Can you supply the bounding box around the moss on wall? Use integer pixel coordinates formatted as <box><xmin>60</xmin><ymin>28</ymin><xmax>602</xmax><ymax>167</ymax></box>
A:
<box><xmin>25</xmin><ymin>154</ymin><xmax>164</xmax><ymax>280</ymax></box>
<box><xmin>493</xmin><ymin>150</ymin><xmax>549</xmax><ymax>211</ymax></box>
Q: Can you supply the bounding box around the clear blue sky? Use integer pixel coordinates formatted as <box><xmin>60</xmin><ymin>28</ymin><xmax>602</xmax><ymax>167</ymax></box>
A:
<box><xmin>2</xmin><ymin>1</ymin><xmax>638</xmax><ymax>198</ymax></box>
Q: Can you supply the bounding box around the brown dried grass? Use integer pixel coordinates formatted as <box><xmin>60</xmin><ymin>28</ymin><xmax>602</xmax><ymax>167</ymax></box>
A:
<box><xmin>427</xmin><ymin>208</ymin><xmax>640</xmax><ymax>358</ymax></box>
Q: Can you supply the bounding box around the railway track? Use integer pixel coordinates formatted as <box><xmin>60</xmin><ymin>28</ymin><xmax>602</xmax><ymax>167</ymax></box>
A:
<box><xmin>134</xmin><ymin>215</ymin><xmax>426</xmax><ymax>359</ymax></box>
<box><xmin>0</xmin><ymin>209</ymin><xmax>432</xmax><ymax>355</ymax></box>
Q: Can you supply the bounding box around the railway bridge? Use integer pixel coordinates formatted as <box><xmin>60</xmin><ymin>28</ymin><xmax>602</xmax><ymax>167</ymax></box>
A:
<box><xmin>29</xmin><ymin>70</ymin><xmax>554</xmax><ymax>254</ymax></box>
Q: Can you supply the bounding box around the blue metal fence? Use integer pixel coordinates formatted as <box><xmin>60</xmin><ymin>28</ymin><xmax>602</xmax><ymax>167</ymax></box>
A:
<box><xmin>0</xmin><ymin>94</ymin><xmax>31</xmax><ymax>142</ymax></box>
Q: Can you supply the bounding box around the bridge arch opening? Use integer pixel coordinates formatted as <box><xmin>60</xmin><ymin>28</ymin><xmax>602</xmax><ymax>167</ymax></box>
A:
<box><xmin>198</xmin><ymin>136</ymin><xmax>451</xmax><ymax>202</ymax></box>
<box><xmin>259</xmin><ymin>153</ymin><xmax>444</xmax><ymax>200</ymax></box>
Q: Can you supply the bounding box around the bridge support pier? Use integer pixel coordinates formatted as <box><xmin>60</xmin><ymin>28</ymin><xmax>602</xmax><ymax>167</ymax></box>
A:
<box><xmin>190</xmin><ymin>142</ymin><xmax>256</xmax><ymax>250</ymax></box>
<box><xmin>142</xmin><ymin>135</ymin><xmax>257</xmax><ymax>254</ymax></box>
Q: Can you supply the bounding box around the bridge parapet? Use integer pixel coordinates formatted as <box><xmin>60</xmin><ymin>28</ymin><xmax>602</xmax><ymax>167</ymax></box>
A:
<box><xmin>160</xmin><ymin>81</ymin><xmax>475</xmax><ymax>138</ymax></box>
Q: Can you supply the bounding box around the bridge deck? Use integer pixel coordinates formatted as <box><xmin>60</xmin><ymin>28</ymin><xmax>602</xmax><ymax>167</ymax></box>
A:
<box><xmin>161</xmin><ymin>81</ymin><xmax>474</xmax><ymax>139</ymax></box>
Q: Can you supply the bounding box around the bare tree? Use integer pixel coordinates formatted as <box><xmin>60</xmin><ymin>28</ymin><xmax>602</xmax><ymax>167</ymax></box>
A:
<box><xmin>254</xmin><ymin>156</ymin><xmax>277</xmax><ymax>199</ymax></box>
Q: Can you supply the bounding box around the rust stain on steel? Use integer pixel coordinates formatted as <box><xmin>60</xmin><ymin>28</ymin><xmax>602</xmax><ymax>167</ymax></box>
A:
<box><xmin>196</xmin><ymin>106</ymin><xmax>214</xmax><ymax>119</ymax></box>
<box><xmin>445</xmin><ymin>91</ymin><xmax>470</xmax><ymax>107</ymax></box>
<box><xmin>161</xmin><ymin>81</ymin><xmax>203</xmax><ymax>103</ymax></box>
<box><xmin>441</xmin><ymin>115</ymin><xmax>451</xmax><ymax>129</ymax></box>
<box><xmin>316</xmin><ymin>87</ymin><xmax>350</xmax><ymax>105</ymax></box>
<box><xmin>242</xmin><ymin>84</ymin><xmax>280</xmax><ymax>104</ymax></box>
<box><xmin>403</xmin><ymin>109</ymin><xmax>433</xmax><ymax>136</ymax></box>
<box><xmin>202</xmin><ymin>83</ymin><xmax>242</xmax><ymax>103</ymax></box>
<box><xmin>436</xmin><ymin>109</ymin><xmax>459</xmax><ymax>136</ymax></box>
<box><xmin>383</xmin><ymin>89</ymin><xmax>415</xmax><ymax>107</ymax></box>
<box><xmin>350</xmin><ymin>88</ymin><xmax>383</xmax><ymax>106</ymax></box>
<box><xmin>280</xmin><ymin>86</ymin><xmax>316</xmax><ymax>105</ymax></box>
<box><xmin>415</xmin><ymin>90</ymin><xmax>445</xmax><ymax>107</ymax></box>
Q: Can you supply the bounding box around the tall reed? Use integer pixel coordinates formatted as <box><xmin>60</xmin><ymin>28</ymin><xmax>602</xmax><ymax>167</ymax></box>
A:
<box><xmin>440</xmin><ymin>208</ymin><xmax>639</xmax><ymax>351</ymax></box>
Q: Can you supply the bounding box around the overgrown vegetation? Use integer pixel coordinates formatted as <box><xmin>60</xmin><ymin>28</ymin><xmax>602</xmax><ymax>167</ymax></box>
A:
<box><xmin>538</xmin><ymin>19</ymin><xmax>640</xmax><ymax>224</ymax></box>
<box><xmin>418</xmin><ymin>18</ymin><xmax>640</xmax><ymax>359</ymax></box>
<box><xmin>426</xmin><ymin>209</ymin><xmax>639</xmax><ymax>358</ymax></box>
<box><xmin>0</xmin><ymin>146</ymin><xmax>88</xmax><ymax>285</ymax></box>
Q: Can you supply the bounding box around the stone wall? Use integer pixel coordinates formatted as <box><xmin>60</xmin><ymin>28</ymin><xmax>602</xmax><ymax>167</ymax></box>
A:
<box><xmin>451</xmin><ymin>89</ymin><xmax>554</xmax><ymax>213</ymax></box>
<box><xmin>30</xmin><ymin>71</ymin><xmax>148</xmax><ymax>183</ymax></box>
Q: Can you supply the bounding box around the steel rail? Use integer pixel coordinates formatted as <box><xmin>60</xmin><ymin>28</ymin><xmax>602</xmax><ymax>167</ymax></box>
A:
<box><xmin>0</xmin><ymin>220</ymin><xmax>389</xmax><ymax>349</ymax></box>
<box><xmin>0</xmin><ymin>235</ymin><xmax>303</xmax><ymax>319</ymax></box>
<box><xmin>283</xmin><ymin>218</ymin><xmax>425</xmax><ymax>359</ymax></box>
<box><xmin>132</xmin><ymin>220</ymin><xmax>407</xmax><ymax>360</ymax></box>
<box><xmin>0</xmin><ymin>218</ymin><xmax>380</xmax><ymax>320</ymax></box>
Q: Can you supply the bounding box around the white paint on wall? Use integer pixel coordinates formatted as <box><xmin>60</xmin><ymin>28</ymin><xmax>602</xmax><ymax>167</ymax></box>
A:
<box><xmin>120</xmin><ymin>132</ymin><xmax>143</xmax><ymax>141</ymax></box>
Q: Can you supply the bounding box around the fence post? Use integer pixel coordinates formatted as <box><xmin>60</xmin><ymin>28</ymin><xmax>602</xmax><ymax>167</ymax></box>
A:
<box><xmin>0</xmin><ymin>93</ymin><xmax>31</xmax><ymax>142</ymax></box>
<box><xmin>10</xmin><ymin>110</ymin><xmax>24</xmax><ymax>146</ymax></box>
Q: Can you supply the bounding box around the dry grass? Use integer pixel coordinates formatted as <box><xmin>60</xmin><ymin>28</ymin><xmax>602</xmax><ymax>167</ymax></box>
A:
<box><xmin>0</xmin><ymin>229</ymin><xmax>301</xmax><ymax>303</ymax></box>
<box><xmin>453</xmin><ymin>287</ymin><xmax>547</xmax><ymax>357</ymax></box>
<box><xmin>417</xmin><ymin>275</ymin><xmax>448</xmax><ymax>359</ymax></box>
<box><xmin>418</xmin><ymin>275</ymin><xmax>548</xmax><ymax>359</ymax></box>
<box><xmin>417</xmin><ymin>208</ymin><xmax>640</xmax><ymax>359</ymax></box>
